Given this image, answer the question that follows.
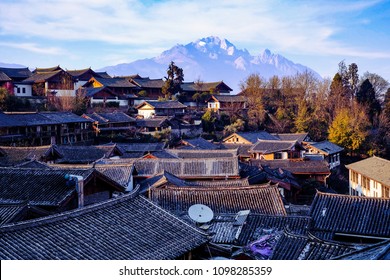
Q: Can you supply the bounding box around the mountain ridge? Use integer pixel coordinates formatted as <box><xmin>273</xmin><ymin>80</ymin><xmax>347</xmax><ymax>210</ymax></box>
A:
<box><xmin>103</xmin><ymin>36</ymin><xmax>322</xmax><ymax>93</ymax></box>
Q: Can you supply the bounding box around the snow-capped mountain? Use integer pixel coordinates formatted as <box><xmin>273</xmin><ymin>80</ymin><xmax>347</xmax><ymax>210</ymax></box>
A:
<box><xmin>98</xmin><ymin>36</ymin><xmax>322</xmax><ymax>93</ymax></box>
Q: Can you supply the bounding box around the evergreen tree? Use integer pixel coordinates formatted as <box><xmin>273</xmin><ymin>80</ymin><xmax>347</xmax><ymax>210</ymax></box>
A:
<box><xmin>162</xmin><ymin>61</ymin><xmax>184</xmax><ymax>99</ymax></box>
<box><xmin>328</xmin><ymin>73</ymin><xmax>347</xmax><ymax>118</ymax></box>
<box><xmin>201</xmin><ymin>110</ymin><xmax>216</xmax><ymax>133</ymax></box>
<box><xmin>360</xmin><ymin>72</ymin><xmax>389</xmax><ymax>103</ymax></box>
<box><xmin>347</xmin><ymin>63</ymin><xmax>359</xmax><ymax>98</ymax></box>
<box><xmin>356</xmin><ymin>79</ymin><xmax>381</xmax><ymax>126</ymax></box>
<box><xmin>377</xmin><ymin>88</ymin><xmax>390</xmax><ymax>158</ymax></box>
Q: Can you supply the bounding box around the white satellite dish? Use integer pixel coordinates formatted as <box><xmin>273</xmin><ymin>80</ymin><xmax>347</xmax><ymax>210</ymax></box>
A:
<box><xmin>188</xmin><ymin>204</ymin><xmax>214</xmax><ymax>223</ymax></box>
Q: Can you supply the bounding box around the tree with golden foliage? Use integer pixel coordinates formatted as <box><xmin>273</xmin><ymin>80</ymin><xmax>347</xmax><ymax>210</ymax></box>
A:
<box><xmin>328</xmin><ymin>105</ymin><xmax>370</xmax><ymax>155</ymax></box>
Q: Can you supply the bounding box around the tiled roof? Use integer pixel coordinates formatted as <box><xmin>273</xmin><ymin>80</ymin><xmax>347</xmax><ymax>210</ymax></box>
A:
<box><xmin>143</xmin><ymin>150</ymin><xmax>179</xmax><ymax>159</ymax></box>
<box><xmin>0</xmin><ymin>67</ymin><xmax>32</xmax><ymax>79</ymax></box>
<box><xmin>310</xmin><ymin>192</ymin><xmax>390</xmax><ymax>239</ymax></box>
<box><xmin>209</xmin><ymin>212</ymin><xmax>311</xmax><ymax>247</ymax></box>
<box><xmin>97</xmin><ymin>157</ymin><xmax>240</xmax><ymax>179</ymax></box>
<box><xmin>54</xmin><ymin>145</ymin><xmax>121</xmax><ymax>164</ymax></box>
<box><xmin>139</xmin><ymin>170</ymin><xmax>250</xmax><ymax>193</ymax></box>
<box><xmin>346</xmin><ymin>156</ymin><xmax>390</xmax><ymax>186</ymax></box>
<box><xmin>120</xmin><ymin>152</ymin><xmax>145</xmax><ymax>159</ymax></box>
<box><xmin>66</xmin><ymin>68</ymin><xmax>96</xmax><ymax>78</ymax></box>
<box><xmin>95</xmin><ymin>72</ymin><xmax>112</xmax><ymax>79</ymax></box>
<box><xmin>189</xmin><ymin>178</ymin><xmax>250</xmax><ymax>187</ymax></box>
<box><xmin>39</xmin><ymin>111</ymin><xmax>93</xmax><ymax>124</ymax></box>
<box><xmin>139</xmin><ymin>171</ymin><xmax>187</xmax><ymax>192</ymax></box>
<box><xmin>332</xmin><ymin>240</ymin><xmax>390</xmax><ymax>260</ymax></box>
<box><xmin>23</xmin><ymin>70</ymin><xmax>63</xmax><ymax>83</ymax></box>
<box><xmin>33</xmin><ymin>66</ymin><xmax>62</xmax><ymax>73</ymax></box>
<box><xmin>150</xmin><ymin>185</ymin><xmax>287</xmax><ymax>215</ymax></box>
<box><xmin>249</xmin><ymin>140</ymin><xmax>298</xmax><ymax>153</ymax></box>
<box><xmin>222</xmin><ymin>144</ymin><xmax>252</xmax><ymax>157</ymax></box>
<box><xmin>131</xmin><ymin>77</ymin><xmax>164</xmax><ymax>88</ymax></box>
<box><xmin>92</xmin><ymin>77</ymin><xmax>137</xmax><ymax>88</ymax></box>
<box><xmin>94</xmin><ymin>164</ymin><xmax>134</xmax><ymax>188</ymax></box>
<box><xmin>210</xmin><ymin>94</ymin><xmax>247</xmax><ymax>103</ymax></box>
<box><xmin>270</xmin><ymin>231</ymin><xmax>363</xmax><ymax>260</ymax></box>
<box><xmin>178</xmin><ymin>137</ymin><xmax>218</xmax><ymax>150</ymax></box>
<box><xmin>0</xmin><ymin>112</ymin><xmax>51</xmax><ymax>127</ymax></box>
<box><xmin>0</xmin><ymin>112</ymin><xmax>15</xmax><ymax>127</ymax></box>
<box><xmin>208</xmin><ymin>211</ymin><xmax>251</xmax><ymax>244</ymax></box>
<box><xmin>117</xmin><ymin>143</ymin><xmax>165</xmax><ymax>153</ymax></box>
<box><xmin>307</xmin><ymin>141</ymin><xmax>344</xmax><ymax>155</ymax></box>
<box><xmin>0</xmin><ymin>145</ymin><xmax>52</xmax><ymax>167</ymax></box>
<box><xmin>84</xmin><ymin>112</ymin><xmax>135</xmax><ymax>124</ymax></box>
<box><xmin>0</xmin><ymin>202</ymin><xmax>28</xmax><ymax>226</ymax></box>
<box><xmin>84</xmin><ymin>86</ymin><xmax>117</xmax><ymax>97</ymax></box>
<box><xmin>136</xmin><ymin>117</ymin><xmax>170</xmax><ymax>128</ymax></box>
<box><xmin>285</xmin><ymin>204</ymin><xmax>311</xmax><ymax>216</ymax></box>
<box><xmin>236</xmin><ymin>214</ymin><xmax>311</xmax><ymax>246</ymax></box>
<box><xmin>0</xmin><ymin>192</ymin><xmax>208</xmax><ymax>260</ymax></box>
<box><xmin>0</xmin><ymin>71</ymin><xmax>11</xmax><ymax>82</ymax></box>
<box><xmin>225</xmin><ymin>131</ymin><xmax>279</xmax><ymax>144</ymax></box>
<box><xmin>239</xmin><ymin>163</ymin><xmax>300</xmax><ymax>190</ymax></box>
<box><xmin>253</xmin><ymin>159</ymin><xmax>331</xmax><ymax>174</ymax></box>
<box><xmin>272</xmin><ymin>133</ymin><xmax>309</xmax><ymax>143</ymax></box>
<box><xmin>0</xmin><ymin>112</ymin><xmax>92</xmax><ymax>128</ymax></box>
<box><xmin>167</xmin><ymin>149</ymin><xmax>237</xmax><ymax>159</ymax></box>
<box><xmin>0</xmin><ymin>167</ymin><xmax>94</xmax><ymax>206</ymax></box>
<box><xmin>137</xmin><ymin>100</ymin><xmax>187</xmax><ymax>109</ymax></box>
<box><xmin>181</xmin><ymin>81</ymin><xmax>233</xmax><ymax>92</ymax></box>
<box><xmin>15</xmin><ymin>160</ymin><xmax>50</xmax><ymax>169</ymax></box>
<box><xmin>133</xmin><ymin>157</ymin><xmax>240</xmax><ymax>178</ymax></box>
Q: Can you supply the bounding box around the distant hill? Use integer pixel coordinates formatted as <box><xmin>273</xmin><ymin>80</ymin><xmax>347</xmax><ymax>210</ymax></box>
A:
<box><xmin>98</xmin><ymin>36</ymin><xmax>322</xmax><ymax>93</ymax></box>
<box><xmin>0</xmin><ymin>62</ymin><xmax>27</xmax><ymax>68</ymax></box>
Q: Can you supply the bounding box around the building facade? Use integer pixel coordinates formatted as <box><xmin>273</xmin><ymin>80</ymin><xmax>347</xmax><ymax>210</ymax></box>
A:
<box><xmin>346</xmin><ymin>156</ymin><xmax>390</xmax><ymax>198</ymax></box>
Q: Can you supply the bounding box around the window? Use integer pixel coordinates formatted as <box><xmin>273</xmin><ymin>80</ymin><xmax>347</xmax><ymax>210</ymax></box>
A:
<box><xmin>22</xmin><ymin>88</ymin><xmax>26</xmax><ymax>94</ymax></box>
<box><xmin>274</xmin><ymin>152</ymin><xmax>282</xmax><ymax>159</ymax></box>
<box><xmin>383</xmin><ymin>186</ymin><xmax>390</xmax><ymax>198</ymax></box>
<box><xmin>17</xmin><ymin>87</ymin><xmax>20</xmax><ymax>93</ymax></box>
<box><xmin>361</xmin><ymin>176</ymin><xmax>370</xmax><ymax>193</ymax></box>
<box><xmin>350</xmin><ymin>171</ymin><xmax>359</xmax><ymax>184</ymax></box>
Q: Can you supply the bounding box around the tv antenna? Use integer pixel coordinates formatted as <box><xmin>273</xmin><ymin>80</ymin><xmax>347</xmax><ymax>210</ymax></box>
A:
<box><xmin>188</xmin><ymin>204</ymin><xmax>214</xmax><ymax>223</ymax></box>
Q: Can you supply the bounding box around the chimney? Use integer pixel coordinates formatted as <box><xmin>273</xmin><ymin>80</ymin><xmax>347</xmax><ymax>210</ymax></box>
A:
<box><xmin>68</xmin><ymin>175</ymin><xmax>84</xmax><ymax>208</ymax></box>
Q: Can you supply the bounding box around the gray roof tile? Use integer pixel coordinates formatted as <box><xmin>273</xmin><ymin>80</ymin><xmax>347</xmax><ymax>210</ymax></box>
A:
<box><xmin>310</xmin><ymin>192</ymin><xmax>390</xmax><ymax>238</ymax></box>
<box><xmin>0</xmin><ymin>167</ymin><xmax>93</xmax><ymax>206</ymax></box>
<box><xmin>150</xmin><ymin>184</ymin><xmax>287</xmax><ymax>215</ymax></box>
<box><xmin>270</xmin><ymin>231</ymin><xmax>363</xmax><ymax>260</ymax></box>
<box><xmin>0</xmin><ymin>192</ymin><xmax>208</xmax><ymax>259</ymax></box>
<box><xmin>307</xmin><ymin>140</ymin><xmax>344</xmax><ymax>155</ymax></box>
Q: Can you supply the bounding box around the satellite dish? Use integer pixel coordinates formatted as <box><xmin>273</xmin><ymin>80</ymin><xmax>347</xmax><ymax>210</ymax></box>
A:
<box><xmin>188</xmin><ymin>204</ymin><xmax>214</xmax><ymax>223</ymax></box>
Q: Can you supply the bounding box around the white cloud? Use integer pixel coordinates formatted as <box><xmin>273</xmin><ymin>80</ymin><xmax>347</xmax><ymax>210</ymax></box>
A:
<box><xmin>0</xmin><ymin>0</ymin><xmax>388</xmax><ymax>60</ymax></box>
<box><xmin>0</xmin><ymin>42</ymin><xmax>65</xmax><ymax>55</ymax></box>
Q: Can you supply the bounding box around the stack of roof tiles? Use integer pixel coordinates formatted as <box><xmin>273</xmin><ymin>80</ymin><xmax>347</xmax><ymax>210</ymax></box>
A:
<box><xmin>0</xmin><ymin>167</ymin><xmax>93</xmax><ymax>207</ymax></box>
<box><xmin>132</xmin><ymin>157</ymin><xmax>240</xmax><ymax>179</ymax></box>
<box><xmin>0</xmin><ymin>192</ymin><xmax>208</xmax><ymax>260</ymax></box>
<box><xmin>150</xmin><ymin>185</ymin><xmax>287</xmax><ymax>215</ymax></box>
<box><xmin>310</xmin><ymin>192</ymin><xmax>390</xmax><ymax>240</ymax></box>
<box><xmin>270</xmin><ymin>231</ymin><xmax>363</xmax><ymax>260</ymax></box>
<box><xmin>0</xmin><ymin>146</ymin><xmax>51</xmax><ymax>167</ymax></box>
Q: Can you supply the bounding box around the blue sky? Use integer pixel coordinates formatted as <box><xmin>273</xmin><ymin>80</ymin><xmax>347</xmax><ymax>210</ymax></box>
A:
<box><xmin>0</xmin><ymin>0</ymin><xmax>389</xmax><ymax>81</ymax></box>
